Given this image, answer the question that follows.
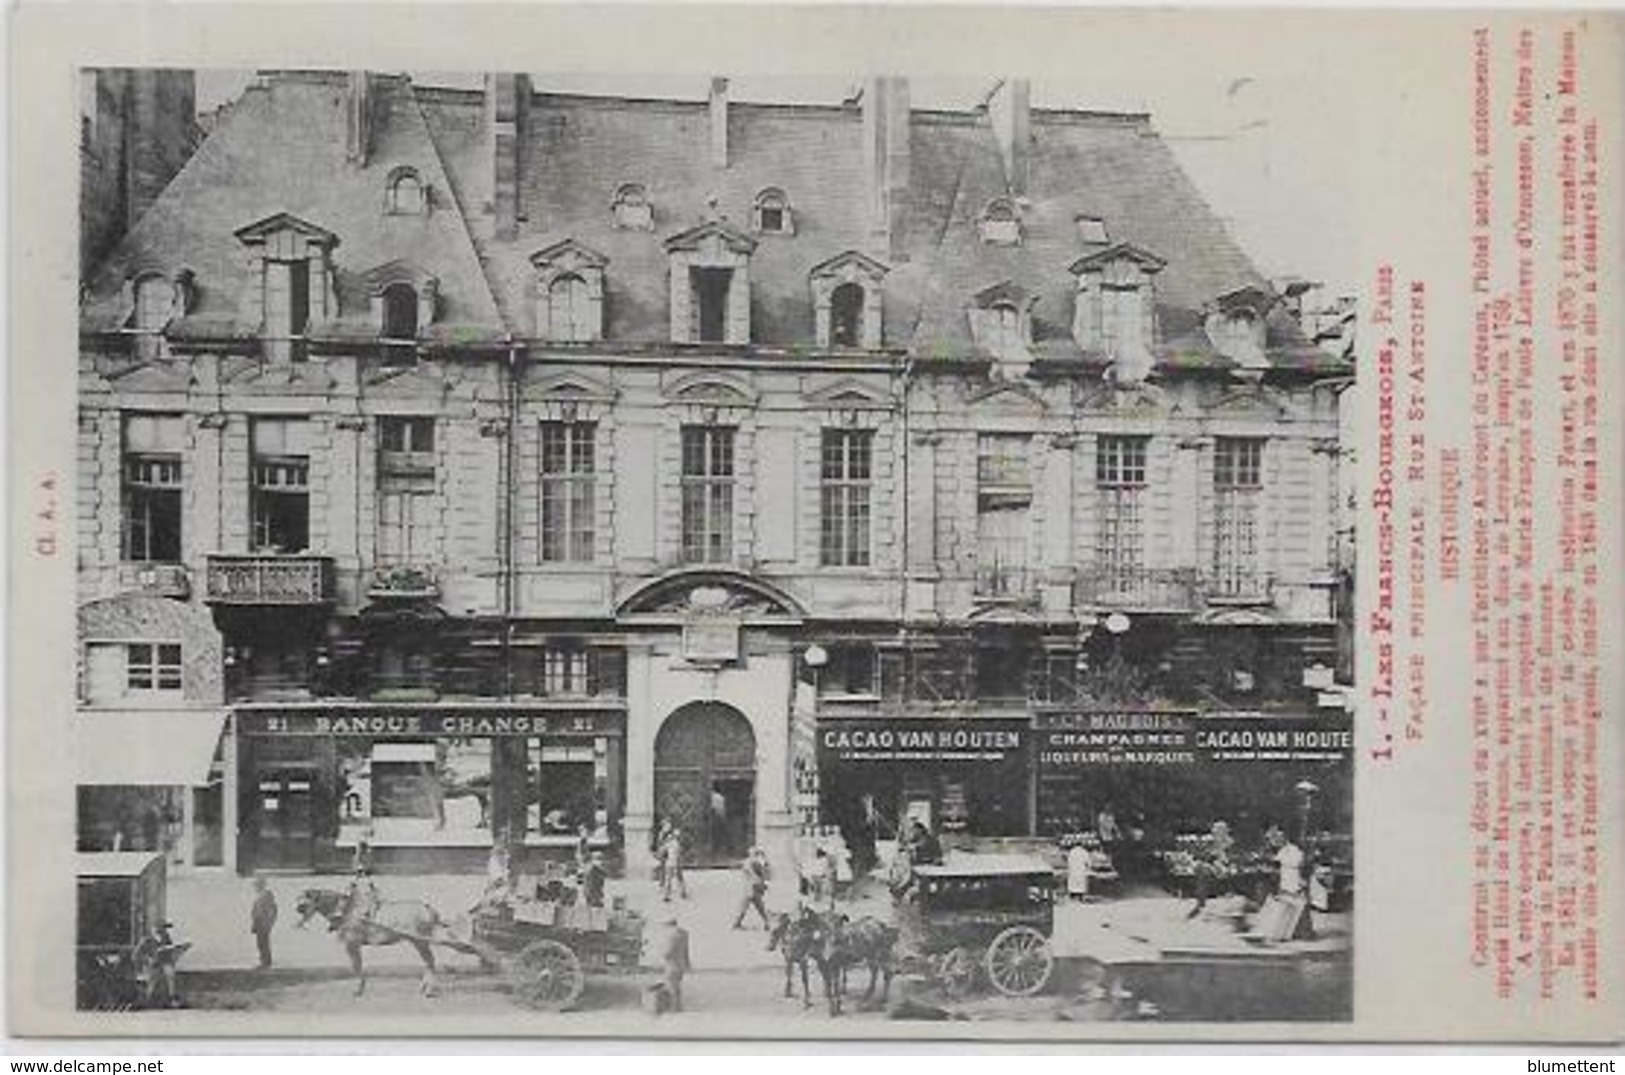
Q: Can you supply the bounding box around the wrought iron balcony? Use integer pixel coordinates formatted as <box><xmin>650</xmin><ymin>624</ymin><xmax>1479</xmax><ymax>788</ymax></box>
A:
<box><xmin>1202</xmin><ymin>571</ymin><xmax>1276</xmax><ymax>606</ymax></box>
<box><xmin>973</xmin><ymin>565</ymin><xmax>1036</xmax><ymax>602</ymax></box>
<box><xmin>1075</xmin><ymin>567</ymin><xmax>1200</xmax><ymax>613</ymax></box>
<box><xmin>204</xmin><ymin>553</ymin><xmax>335</xmax><ymax>605</ymax></box>
<box><xmin>117</xmin><ymin>562</ymin><xmax>191</xmax><ymax>600</ymax></box>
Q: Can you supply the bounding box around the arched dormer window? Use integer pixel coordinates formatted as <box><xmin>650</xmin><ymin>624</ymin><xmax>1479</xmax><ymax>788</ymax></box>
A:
<box><xmin>990</xmin><ymin>301</ymin><xmax>1023</xmax><ymax>355</ymax></box>
<box><xmin>809</xmin><ymin>249</ymin><xmax>888</xmax><ymax>350</ymax></box>
<box><xmin>385</xmin><ymin>167</ymin><xmax>427</xmax><ymax>215</ymax></box>
<box><xmin>979</xmin><ymin>197</ymin><xmax>1020</xmax><ymax>245</ymax></box>
<box><xmin>611</xmin><ymin>183</ymin><xmax>653</xmax><ymax>231</ymax></box>
<box><xmin>547</xmin><ymin>273</ymin><xmax>596</xmax><ymax>343</ymax></box>
<box><xmin>753</xmin><ymin>188</ymin><xmax>794</xmax><ymax>235</ymax></box>
<box><xmin>128</xmin><ymin>272</ymin><xmax>175</xmax><ymax>360</ymax></box>
<box><xmin>968</xmin><ymin>280</ymin><xmax>1036</xmax><ymax>369</ymax></box>
<box><xmin>531</xmin><ymin>239</ymin><xmax>608</xmax><ymax>344</ymax></box>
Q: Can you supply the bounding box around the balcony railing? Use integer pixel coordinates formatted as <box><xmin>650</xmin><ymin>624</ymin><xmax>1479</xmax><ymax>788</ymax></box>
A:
<box><xmin>205</xmin><ymin>553</ymin><xmax>334</xmax><ymax>605</ymax></box>
<box><xmin>1203</xmin><ymin>572</ymin><xmax>1276</xmax><ymax>605</ymax></box>
<box><xmin>1075</xmin><ymin>567</ymin><xmax>1200</xmax><ymax>612</ymax></box>
<box><xmin>117</xmin><ymin>562</ymin><xmax>191</xmax><ymax>600</ymax></box>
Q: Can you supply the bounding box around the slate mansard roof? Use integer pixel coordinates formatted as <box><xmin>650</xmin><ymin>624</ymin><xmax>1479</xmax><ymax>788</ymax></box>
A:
<box><xmin>81</xmin><ymin>71</ymin><xmax>1350</xmax><ymax>374</ymax></box>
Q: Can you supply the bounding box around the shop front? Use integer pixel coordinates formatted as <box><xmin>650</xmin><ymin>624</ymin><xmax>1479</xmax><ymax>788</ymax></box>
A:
<box><xmin>1033</xmin><ymin>708</ymin><xmax>1354</xmax><ymax>845</ymax></box>
<box><xmin>234</xmin><ymin>704</ymin><xmax>626</xmax><ymax>874</ymax></box>
<box><xmin>74</xmin><ymin>709</ymin><xmax>232</xmax><ymax>872</ymax></box>
<box><xmin>816</xmin><ymin>717</ymin><xmax>1032</xmax><ymax>845</ymax></box>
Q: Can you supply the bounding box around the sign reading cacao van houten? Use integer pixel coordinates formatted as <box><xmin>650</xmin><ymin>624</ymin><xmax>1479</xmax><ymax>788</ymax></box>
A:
<box><xmin>817</xmin><ymin>718</ymin><xmax>1028</xmax><ymax>764</ymax></box>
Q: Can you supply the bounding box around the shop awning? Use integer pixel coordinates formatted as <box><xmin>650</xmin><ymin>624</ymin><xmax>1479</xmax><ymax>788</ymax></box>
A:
<box><xmin>75</xmin><ymin>709</ymin><xmax>229</xmax><ymax>787</ymax></box>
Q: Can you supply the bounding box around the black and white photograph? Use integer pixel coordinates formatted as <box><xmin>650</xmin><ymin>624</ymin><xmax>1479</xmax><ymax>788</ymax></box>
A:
<box><xmin>67</xmin><ymin>56</ymin><xmax>1362</xmax><ymax>1028</ymax></box>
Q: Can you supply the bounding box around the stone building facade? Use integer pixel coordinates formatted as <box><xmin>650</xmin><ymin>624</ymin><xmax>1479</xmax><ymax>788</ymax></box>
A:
<box><xmin>77</xmin><ymin>71</ymin><xmax>1355</xmax><ymax>877</ymax></box>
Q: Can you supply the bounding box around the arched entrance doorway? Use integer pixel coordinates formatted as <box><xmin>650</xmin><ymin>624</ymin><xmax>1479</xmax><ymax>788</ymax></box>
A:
<box><xmin>654</xmin><ymin>702</ymin><xmax>756</xmax><ymax>865</ymax></box>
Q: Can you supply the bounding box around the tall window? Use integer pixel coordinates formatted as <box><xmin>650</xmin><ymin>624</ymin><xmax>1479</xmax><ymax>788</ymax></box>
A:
<box><xmin>820</xmin><ymin>429</ymin><xmax>873</xmax><ymax>566</ymax></box>
<box><xmin>546</xmin><ymin>274</ymin><xmax>595</xmax><ymax>343</ymax></box>
<box><xmin>691</xmin><ymin>267</ymin><xmax>733</xmax><ymax>344</ymax></box>
<box><xmin>830</xmin><ymin>283</ymin><xmax>865</xmax><ymax>348</ymax></box>
<box><xmin>381</xmin><ymin>283</ymin><xmax>418</xmax><ymax>365</ymax></box>
<box><xmin>130</xmin><ymin>274</ymin><xmax>173</xmax><ymax>361</ymax></box>
<box><xmin>1096</xmin><ymin>435</ymin><xmax>1149</xmax><ymax>594</ymax></box>
<box><xmin>990</xmin><ymin>302</ymin><xmax>1024</xmax><ymax>356</ymax></box>
<box><xmin>680</xmin><ymin>425</ymin><xmax>735</xmax><ymax>563</ymax></box>
<box><xmin>1213</xmin><ymin>437</ymin><xmax>1265</xmax><ymax>595</ymax></box>
<box><xmin>264</xmin><ymin>260</ymin><xmax>311</xmax><ymax>362</ymax></box>
<box><xmin>976</xmin><ymin>434</ymin><xmax>1032</xmax><ymax>596</ymax></box>
<box><xmin>540</xmin><ymin>422</ymin><xmax>596</xmax><ymax>562</ymax></box>
<box><xmin>377</xmin><ymin>417</ymin><xmax>436</xmax><ymax>564</ymax></box>
<box><xmin>121</xmin><ymin>414</ymin><xmax>183</xmax><ymax>562</ymax></box>
<box><xmin>1102</xmin><ymin>280</ymin><xmax>1147</xmax><ymax>359</ymax></box>
<box><xmin>251</xmin><ymin>419</ymin><xmax>311</xmax><ymax>553</ymax></box>
<box><xmin>126</xmin><ymin>642</ymin><xmax>183</xmax><ymax>693</ymax></box>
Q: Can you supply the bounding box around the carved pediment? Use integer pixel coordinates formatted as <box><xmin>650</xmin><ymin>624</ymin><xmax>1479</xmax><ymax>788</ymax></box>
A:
<box><xmin>803</xmin><ymin>376</ymin><xmax>890</xmax><ymax>410</ymax></box>
<box><xmin>224</xmin><ymin>361</ymin><xmax>338</xmax><ymax>393</ymax></box>
<box><xmin>106</xmin><ymin>361</ymin><xmax>195</xmax><ymax>394</ymax></box>
<box><xmin>360</xmin><ymin>259</ymin><xmax>440</xmax><ymax>297</ymax></box>
<box><xmin>234</xmin><ymin>211</ymin><xmax>338</xmax><ymax>249</ymax></box>
<box><xmin>970</xmin><ymin>280</ymin><xmax>1037</xmax><ymax>311</ymax></box>
<box><xmin>530</xmin><ymin>238</ymin><xmax>609</xmax><ymax>272</ymax></box>
<box><xmin>663</xmin><ymin>370</ymin><xmax>756</xmax><ymax>407</ymax></box>
<box><xmin>809</xmin><ymin>250</ymin><xmax>889</xmax><ymax>284</ymax></box>
<box><xmin>1068</xmin><ymin>242</ymin><xmax>1167</xmax><ymax>277</ymax></box>
<box><xmin>617</xmin><ymin>569</ymin><xmax>806</xmax><ymax>618</ymax></box>
<box><xmin>662</xmin><ymin>219</ymin><xmax>758</xmax><ymax>257</ymax></box>
<box><xmin>966</xmin><ymin>379</ymin><xmax>1049</xmax><ymax>415</ymax></box>
<box><xmin>1209</xmin><ymin>382</ymin><xmax>1289</xmax><ymax>419</ymax></box>
<box><xmin>523</xmin><ymin>370</ymin><xmax>617</xmax><ymax>404</ymax></box>
<box><xmin>1076</xmin><ymin>380</ymin><xmax>1168</xmax><ymax>416</ymax></box>
<box><xmin>364</xmin><ymin>364</ymin><xmax>451</xmax><ymax>399</ymax></box>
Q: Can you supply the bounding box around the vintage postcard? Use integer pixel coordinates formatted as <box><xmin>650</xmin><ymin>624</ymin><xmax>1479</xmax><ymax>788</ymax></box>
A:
<box><xmin>6</xmin><ymin>3</ymin><xmax>1622</xmax><ymax>1042</ymax></box>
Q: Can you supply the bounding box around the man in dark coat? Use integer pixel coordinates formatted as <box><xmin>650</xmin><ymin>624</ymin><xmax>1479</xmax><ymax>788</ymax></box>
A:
<box><xmin>656</xmin><ymin>914</ymin><xmax>692</xmax><ymax>1012</ymax></box>
<box><xmin>250</xmin><ymin>877</ymin><xmax>278</xmax><ymax>969</ymax></box>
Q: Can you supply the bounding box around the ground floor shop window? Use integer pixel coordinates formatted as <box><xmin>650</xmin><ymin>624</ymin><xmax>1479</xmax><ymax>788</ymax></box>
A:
<box><xmin>367</xmin><ymin>739</ymin><xmax>492</xmax><ymax>843</ymax></box>
<box><xmin>527</xmin><ymin>736</ymin><xmax>608</xmax><ymax>837</ymax></box>
<box><xmin>77</xmin><ymin>785</ymin><xmax>208</xmax><ymax>866</ymax></box>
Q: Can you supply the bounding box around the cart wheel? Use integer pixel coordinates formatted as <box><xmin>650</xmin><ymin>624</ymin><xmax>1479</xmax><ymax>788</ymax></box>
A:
<box><xmin>509</xmin><ymin>940</ymin><xmax>585</xmax><ymax>1011</ymax></box>
<box><xmin>984</xmin><ymin>926</ymin><xmax>1053</xmax><ymax>997</ymax></box>
<box><xmin>935</xmin><ymin>947</ymin><xmax>978</xmax><ymax>1000</ymax></box>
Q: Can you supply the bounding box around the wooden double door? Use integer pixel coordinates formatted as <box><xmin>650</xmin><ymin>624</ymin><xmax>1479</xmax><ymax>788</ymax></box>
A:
<box><xmin>654</xmin><ymin>703</ymin><xmax>756</xmax><ymax>866</ymax></box>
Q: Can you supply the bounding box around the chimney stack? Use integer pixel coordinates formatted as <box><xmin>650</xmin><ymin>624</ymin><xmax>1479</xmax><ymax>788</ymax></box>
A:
<box><xmin>709</xmin><ymin>77</ymin><xmax>730</xmax><ymax>169</ymax></box>
<box><xmin>863</xmin><ymin>76</ymin><xmax>911</xmax><ymax>258</ymax></box>
<box><xmin>345</xmin><ymin>71</ymin><xmax>373</xmax><ymax>166</ymax></box>
<box><xmin>988</xmin><ymin>78</ymin><xmax>1031</xmax><ymax>196</ymax></box>
<box><xmin>487</xmin><ymin>73</ymin><xmax>531</xmax><ymax>239</ymax></box>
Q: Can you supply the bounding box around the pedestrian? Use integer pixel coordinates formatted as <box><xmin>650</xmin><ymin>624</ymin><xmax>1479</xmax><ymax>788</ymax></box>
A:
<box><xmin>1065</xmin><ymin>837</ymin><xmax>1091</xmax><ymax>902</ymax></box>
<box><xmin>575</xmin><ymin>823</ymin><xmax>593</xmax><ymax>874</ymax></box>
<box><xmin>813</xmin><ymin>846</ymin><xmax>839</xmax><ymax>910</ymax></box>
<box><xmin>351</xmin><ymin>836</ymin><xmax>374</xmax><ymax>876</ymax></box>
<box><xmin>660</xmin><ymin>824</ymin><xmax>688</xmax><ymax>902</ymax></box>
<box><xmin>656</xmin><ymin>913</ymin><xmax>692</xmax><ymax>1012</ymax></box>
<box><xmin>582</xmin><ymin>850</ymin><xmax>607</xmax><ymax>909</ymax></box>
<box><xmin>731</xmin><ymin>846</ymin><xmax>772</xmax><ymax>929</ymax></box>
<box><xmin>250</xmin><ymin>877</ymin><xmax>278</xmax><ymax>969</ymax></box>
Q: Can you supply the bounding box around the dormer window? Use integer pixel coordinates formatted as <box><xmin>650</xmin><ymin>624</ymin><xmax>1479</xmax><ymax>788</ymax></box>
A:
<box><xmin>753</xmin><ymin>188</ymin><xmax>794</xmax><ymax>235</ymax></box>
<box><xmin>979</xmin><ymin>197</ymin><xmax>1020</xmax><ymax>245</ymax></box>
<box><xmin>1075</xmin><ymin>215</ymin><xmax>1110</xmax><ymax>245</ymax></box>
<box><xmin>234</xmin><ymin>212</ymin><xmax>339</xmax><ymax>364</ymax></box>
<box><xmin>385</xmin><ymin>167</ymin><xmax>426</xmax><ymax>215</ymax></box>
<box><xmin>1205</xmin><ymin>286</ymin><xmax>1272</xmax><ymax>371</ymax></box>
<box><xmin>381</xmin><ymin>284</ymin><xmax>419</xmax><ymax>364</ymax></box>
<box><xmin>1069</xmin><ymin>242</ymin><xmax>1166</xmax><ymax>383</ymax></box>
<box><xmin>128</xmin><ymin>272</ymin><xmax>175</xmax><ymax>361</ymax></box>
<box><xmin>531</xmin><ymin>239</ymin><xmax>608</xmax><ymax>344</ymax></box>
<box><xmin>663</xmin><ymin>220</ymin><xmax>756</xmax><ymax>346</ymax></box>
<box><xmin>362</xmin><ymin>261</ymin><xmax>438</xmax><ymax>366</ymax></box>
<box><xmin>809</xmin><ymin>249</ymin><xmax>888</xmax><ymax>350</ymax></box>
<box><xmin>967</xmin><ymin>281</ymin><xmax>1037</xmax><ymax>368</ymax></box>
<box><xmin>611</xmin><ymin>183</ymin><xmax>654</xmax><ymax>231</ymax></box>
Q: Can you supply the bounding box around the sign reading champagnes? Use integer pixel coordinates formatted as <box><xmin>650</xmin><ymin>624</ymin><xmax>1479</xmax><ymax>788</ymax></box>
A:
<box><xmin>1034</xmin><ymin>711</ymin><xmax>1353</xmax><ymax>767</ymax></box>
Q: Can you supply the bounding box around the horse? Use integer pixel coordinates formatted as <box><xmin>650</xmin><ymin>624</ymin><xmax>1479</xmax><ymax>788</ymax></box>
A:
<box><xmin>828</xmin><ymin>914</ymin><xmax>898</xmax><ymax>1009</ymax></box>
<box><xmin>293</xmin><ymin>887</ymin><xmax>451</xmax><ymax>997</ymax></box>
<box><xmin>766</xmin><ymin>908</ymin><xmax>843</xmax><ymax>1015</ymax></box>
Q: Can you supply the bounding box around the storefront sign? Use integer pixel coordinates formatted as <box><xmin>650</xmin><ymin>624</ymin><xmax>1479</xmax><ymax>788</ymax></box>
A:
<box><xmin>818</xmin><ymin>719</ymin><xmax>1027</xmax><ymax>764</ymax></box>
<box><xmin>1034</xmin><ymin>711</ymin><xmax>1353</xmax><ymax>768</ymax></box>
<box><xmin>237</xmin><ymin>708</ymin><xmax>623</xmax><ymax>738</ymax></box>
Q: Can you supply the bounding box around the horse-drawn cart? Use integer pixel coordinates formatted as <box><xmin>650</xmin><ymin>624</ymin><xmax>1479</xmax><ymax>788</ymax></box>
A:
<box><xmin>894</xmin><ymin>853</ymin><xmax>1057</xmax><ymax>999</ymax></box>
<box><xmin>451</xmin><ymin>896</ymin><xmax>647</xmax><ymax>1010</ymax></box>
